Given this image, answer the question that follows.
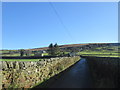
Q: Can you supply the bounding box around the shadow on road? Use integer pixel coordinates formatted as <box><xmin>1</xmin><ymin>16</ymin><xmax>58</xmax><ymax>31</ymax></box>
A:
<box><xmin>32</xmin><ymin>58</ymin><xmax>93</xmax><ymax>88</ymax></box>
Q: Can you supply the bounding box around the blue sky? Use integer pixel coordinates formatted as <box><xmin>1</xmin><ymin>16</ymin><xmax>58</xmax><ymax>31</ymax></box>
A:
<box><xmin>2</xmin><ymin>2</ymin><xmax>118</xmax><ymax>49</ymax></box>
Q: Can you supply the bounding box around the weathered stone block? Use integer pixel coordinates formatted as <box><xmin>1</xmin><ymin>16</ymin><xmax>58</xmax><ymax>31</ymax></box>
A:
<box><xmin>2</xmin><ymin>56</ymin><xmax>80</xmax><ymax>89</ymax></box>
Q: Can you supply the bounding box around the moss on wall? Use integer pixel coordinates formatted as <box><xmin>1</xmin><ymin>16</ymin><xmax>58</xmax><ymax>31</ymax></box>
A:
<box><xmin>2</xmin><ymin>56</ymin><xmax>80</xmax><ymax>89</ymax></box>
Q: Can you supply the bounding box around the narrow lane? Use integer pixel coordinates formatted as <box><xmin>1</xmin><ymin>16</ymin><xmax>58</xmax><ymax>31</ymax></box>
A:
<box><xmin>49</xmin><ymin>58</ymin><xmax>93</xmax><ymax>88</ymax></box>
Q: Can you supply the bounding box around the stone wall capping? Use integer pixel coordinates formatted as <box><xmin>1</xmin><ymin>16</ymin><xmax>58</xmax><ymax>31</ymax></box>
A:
<box><xmin>2</xmin><ymin>56</ymin><xmax>80</xmax><ymax>88</ymax></box>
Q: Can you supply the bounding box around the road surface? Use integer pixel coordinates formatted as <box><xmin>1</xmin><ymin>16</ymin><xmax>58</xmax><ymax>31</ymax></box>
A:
<box><xmin>48</xmin><ymin>58</ymin><xmax>93</xmax><ymax>88</ymax></box>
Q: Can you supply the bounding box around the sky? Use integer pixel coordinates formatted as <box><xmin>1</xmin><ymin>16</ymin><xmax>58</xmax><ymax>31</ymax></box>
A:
<box><xmin>2</xmin><ymin>2</ymin><xmax>118</xmax><ymax>49</ymax></box>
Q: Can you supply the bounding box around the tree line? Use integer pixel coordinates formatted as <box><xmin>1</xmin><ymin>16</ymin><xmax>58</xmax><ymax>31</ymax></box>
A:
<box><xmin>48</xmin><ymin>43</ymin><xmax>61</xmax><ymax>56</ymax></box>
<box><xmin>19</xmin><ymin>43</ymin><xmax>61</xmax><ymax>57</ymax></box>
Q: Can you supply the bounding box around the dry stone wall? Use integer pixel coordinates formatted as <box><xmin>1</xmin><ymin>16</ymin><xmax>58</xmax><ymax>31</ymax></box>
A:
<box><xmin>1</xmin><ymin>56</ymin><xmax>80</xmax><ymax>89</ymax></box>
<box><xmin>85</xmin><ymin>56</ymin><xmax>120</xmax><ymax>88</ymax></box>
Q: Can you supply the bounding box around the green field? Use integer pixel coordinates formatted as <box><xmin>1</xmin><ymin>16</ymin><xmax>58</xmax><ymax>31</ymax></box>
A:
<box><xmin>1</xmin><ymin>52</ymin><xmax>49</xmax><ymax>56</ymax></box>
<box><xmin>0</xmin><ymin>51</ymin><xmax>8</xmax><ymax>53</ymax></box>
<box><xmin>79</xmin><ymin>54</ymin><xmax>119</xmax><ymax>57</ymax></box>
<box><xmin>1</xmin><ymin>44</ymin><xmax>120</xmax><ymax>61</ymax></box>
<box><xmin>77</xmin><ymin>45</ymin><xmax>119</xmax><ymax>57</ymax></box>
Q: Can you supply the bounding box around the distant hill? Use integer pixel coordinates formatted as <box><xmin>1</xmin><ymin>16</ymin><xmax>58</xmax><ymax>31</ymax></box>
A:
<box><xmin>1</xmin><ymin>43</ymin><xmax>119</xmax><ymax>51</ymax></box>
<box><xmin>25</xmin><ymin>43</ymin><xmax>119</xmax><ymax>51</ymax></box>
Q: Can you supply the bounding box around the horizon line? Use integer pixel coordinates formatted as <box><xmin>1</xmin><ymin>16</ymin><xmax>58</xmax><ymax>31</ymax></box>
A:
<box><xmin>1</xmin><ymin>42</ymin><xmax>119</xmax><ymax>50</ymax></box>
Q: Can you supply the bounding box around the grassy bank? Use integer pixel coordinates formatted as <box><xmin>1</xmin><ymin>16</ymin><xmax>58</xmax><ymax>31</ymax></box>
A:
<box><xmin>80</xmin><ymin>54</ymin><xmax>119</xmax><ymax>57</ymax></box>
